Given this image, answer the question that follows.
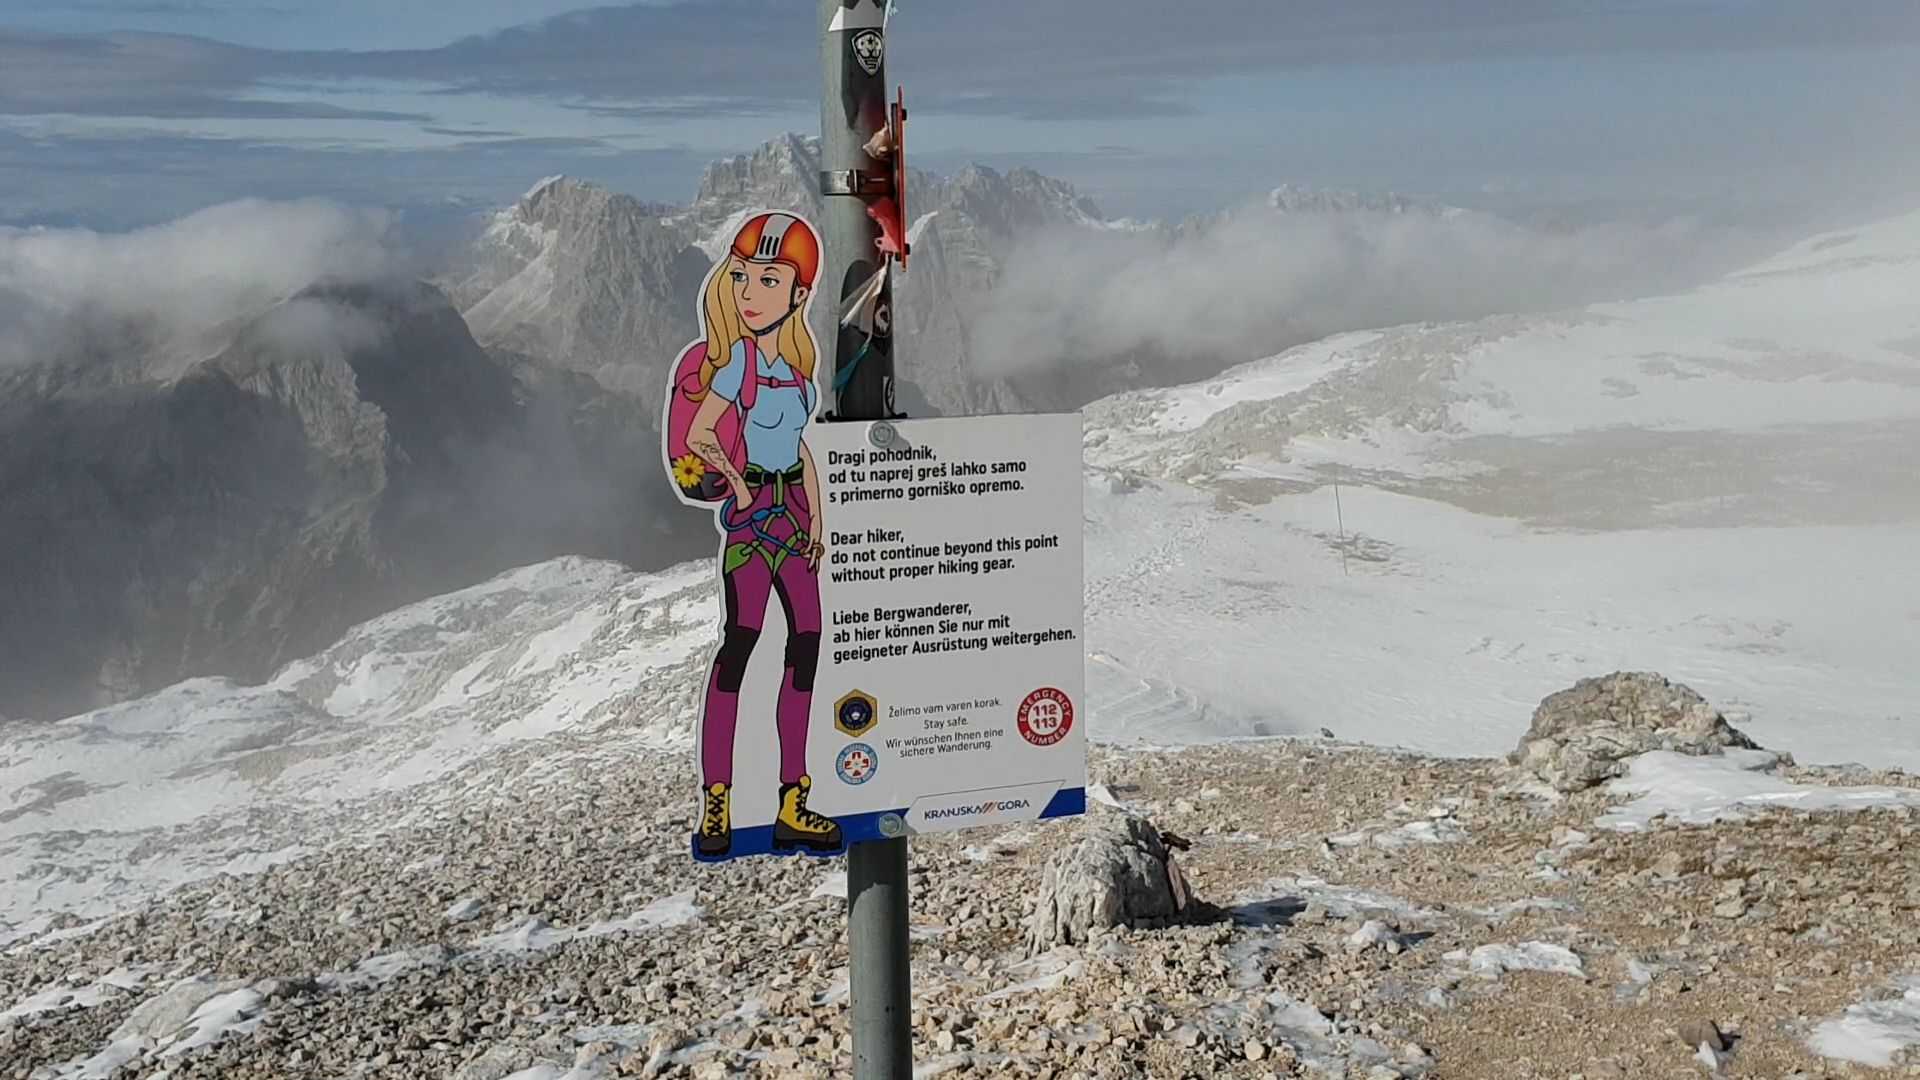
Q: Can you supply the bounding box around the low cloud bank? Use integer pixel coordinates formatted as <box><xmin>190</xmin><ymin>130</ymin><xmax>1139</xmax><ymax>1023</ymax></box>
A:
<box><xmin>0</xmin><ymin>199</ymin><xmax>404</xmax><ymax>369</ymax></box>
<box><xmin>972</xmin><ymin>205</ymin><xmax>1775</xmax><ymax>376</ymax></box>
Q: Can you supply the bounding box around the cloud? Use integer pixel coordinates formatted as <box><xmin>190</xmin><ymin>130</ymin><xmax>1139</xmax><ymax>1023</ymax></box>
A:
<box><xmin>250</xmin><ymin>295</ymin><xmax>388</xmax><ymax>357</ymax></box>
<box><xmin>0</xmin><ymin>31</ymin><xmax>426</xmax><ymax>122</ymax></box>
<box><xmin>7</xmin><ymin>1</ymin><xmax>1919</xmax><ymax>127</ymax></box>
<box><xmin>0</xmin><ymin>128</ymin><xmax>710</xmax><ymax>231</ymax></box>
<box><xmin>0</xmin><ymin>198</ymin><xmax>404</xmax><ymax>367</ymax></box>
<box><xmin>971</xmin><ymin>201</ymin><xmax>1778</xmax><ymax>377</ymax></box>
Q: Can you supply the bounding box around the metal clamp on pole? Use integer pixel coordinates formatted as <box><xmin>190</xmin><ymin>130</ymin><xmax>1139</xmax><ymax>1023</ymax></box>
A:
<box><xmin>820</xmin><ymin>169</ymin><xmax>895</xmax><ymax>198</ymax></box>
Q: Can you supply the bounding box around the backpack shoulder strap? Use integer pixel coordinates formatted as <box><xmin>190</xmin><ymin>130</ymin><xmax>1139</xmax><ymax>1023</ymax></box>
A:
<box><xmin>739</xmin><ymin>337</ymin><xmax>759</xmax><ymax>411</ymax></box>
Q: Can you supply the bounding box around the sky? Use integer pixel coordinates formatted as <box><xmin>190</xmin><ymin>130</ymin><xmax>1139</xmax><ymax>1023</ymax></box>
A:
<box><xmin>2</xmin><ymin>1</ymin><xmax>1919</xmax><ymax>228</ymax></box>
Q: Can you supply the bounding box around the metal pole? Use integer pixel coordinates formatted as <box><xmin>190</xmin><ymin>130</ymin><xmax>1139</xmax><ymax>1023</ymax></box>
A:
<box><xmin>821</xmin><ymin>0</ymin><xmax>897</xmax><ymax>423</ymax></box>
<box><xmin>821</xmin><ymin>2</ymin><xmax>912</xmax><ymax>1077</ymax></box>
<box><xmin>847</xmin><ymin>834</ymin><xmax>911</xmax><ymax>1076</ymax></box>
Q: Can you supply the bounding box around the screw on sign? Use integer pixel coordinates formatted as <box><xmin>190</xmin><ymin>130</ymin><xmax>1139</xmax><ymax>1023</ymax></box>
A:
<box><xmin>1017</xmin><ymin>688</ymin><xmax>1074</xmax><ymax>747</ymax></box>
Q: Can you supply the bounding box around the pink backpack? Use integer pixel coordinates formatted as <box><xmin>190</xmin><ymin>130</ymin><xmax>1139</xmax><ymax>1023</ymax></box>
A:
<box><xmin>664</xmin><ymin>337</ymin><xmax>809</xmax><ymax>502</ymax></box>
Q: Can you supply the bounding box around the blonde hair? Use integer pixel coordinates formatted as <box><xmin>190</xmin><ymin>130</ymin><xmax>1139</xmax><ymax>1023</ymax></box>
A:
<box><xmin>696</xmin><ymin>256</ymin><xmax>817</xmax><ymax>397</ymax></box>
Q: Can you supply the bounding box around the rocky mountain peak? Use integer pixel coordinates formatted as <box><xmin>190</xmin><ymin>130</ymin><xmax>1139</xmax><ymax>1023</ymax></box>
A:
<box><xmin>513</xmin><ymin>176</ymin><xmax>677</xmax><ymax>232</ymax></box>
<box><xmin>934</xmin><ymin>163</ymin><xmax>1106</xmax><ymax>241</ymax></box>
<box><xmin>685</xmin><ymin>134</ymin><xmax>824</xmax><ymax>238</ymax></box>
<box><xmin>1264</xmin><ymin>183</ymin><xmax>1442</xmax><ymax>217</ymax></box>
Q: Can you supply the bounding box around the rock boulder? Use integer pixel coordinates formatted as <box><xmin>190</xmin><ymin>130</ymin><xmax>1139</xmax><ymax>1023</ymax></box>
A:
<box><xmin>1509</xmin><ymin>672</ymin><xmax>1760</xmax><ymax>793</ymax></box>
<box><xmin>1028</xmin><ymin>814</ymin><xmax>1193</xmax><ymax>953</ymax></box>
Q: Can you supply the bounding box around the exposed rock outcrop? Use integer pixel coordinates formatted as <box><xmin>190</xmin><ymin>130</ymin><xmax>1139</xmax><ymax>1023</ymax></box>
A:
<box><xmin>1028</xmin><ymin>814</ymin><xmax>1194</xmax><ymax>952</ymax></box>
<box><xmin>1509</xmin><ymin>671</ymin><xmax>1762</xmax><ymax>793</ymax></box>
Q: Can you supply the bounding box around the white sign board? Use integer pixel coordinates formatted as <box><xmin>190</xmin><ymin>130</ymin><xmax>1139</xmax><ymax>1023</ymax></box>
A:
<box><xmin>687</xmin><ymin>413</ymin><xmax>1086</xmax><ymax>862</ymax></box>
<box><xmin>810</xmin><ymin>412</ymin><xmax>1087</xmax><ymax>845</ymax></box>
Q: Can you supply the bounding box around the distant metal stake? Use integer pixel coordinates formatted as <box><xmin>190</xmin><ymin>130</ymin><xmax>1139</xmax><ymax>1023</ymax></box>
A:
<box><xmin>1334</xmin><ymin>481</ymin><xmax>1349</xmax><ymax>577</ymax></box>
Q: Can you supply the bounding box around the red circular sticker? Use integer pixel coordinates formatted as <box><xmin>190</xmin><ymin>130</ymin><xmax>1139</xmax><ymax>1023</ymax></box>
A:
<box><xmin>1017</xmin><ymin>688</ymin><xmax>1074</xmax><ymax>747</ymax></box>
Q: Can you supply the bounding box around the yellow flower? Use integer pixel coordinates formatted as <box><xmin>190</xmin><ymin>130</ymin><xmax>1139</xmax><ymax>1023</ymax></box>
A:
<box><xmin>672</xmin><ymin>453</ymin><xmax>707</xmax><ymax>490</ymax></box>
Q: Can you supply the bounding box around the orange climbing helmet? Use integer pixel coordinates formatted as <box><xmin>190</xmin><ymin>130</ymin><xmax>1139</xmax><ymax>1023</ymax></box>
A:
<box><xmin>730</xmin><ymin>212</ymin><xmax>821</xmax><ymax>288</ymax></box>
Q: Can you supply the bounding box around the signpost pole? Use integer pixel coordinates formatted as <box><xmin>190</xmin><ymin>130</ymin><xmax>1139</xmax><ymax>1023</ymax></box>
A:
<box><xmin>821</xmin><ymin>2</ymin><xmax>912</xmax><ymax>1077</ymax></box>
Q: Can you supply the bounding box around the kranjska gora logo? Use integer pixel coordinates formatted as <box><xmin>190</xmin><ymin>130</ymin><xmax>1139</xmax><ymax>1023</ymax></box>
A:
<box><xmin>924</xmin><ymin>797</ymin><xmax>1031</xmax><ymax>821</ymax></box>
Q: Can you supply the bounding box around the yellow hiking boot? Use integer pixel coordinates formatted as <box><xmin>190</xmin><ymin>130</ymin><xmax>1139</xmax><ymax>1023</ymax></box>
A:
<box><xmin>696</xmin><ymin>782</ymin><xmax>731</xmax><ymax>857</ymax></box>
<box><xmin>772</xmin><ymin>775</ymin><xmax>844</xmax><ymax>853</ymax></box>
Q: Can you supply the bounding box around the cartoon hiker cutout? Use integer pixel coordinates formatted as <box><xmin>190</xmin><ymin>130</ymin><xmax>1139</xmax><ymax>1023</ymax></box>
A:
<box><xmin>663</xmin><ymin>211</ymin><xmax>845</xmax><ymax>860</ymax></box>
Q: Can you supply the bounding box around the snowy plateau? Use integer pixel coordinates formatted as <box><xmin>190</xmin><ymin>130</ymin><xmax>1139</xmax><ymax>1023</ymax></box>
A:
<box><xmin>3</xmin><ymin>209</ymin><xmax>1919</xmax><ymax>1078</ymax></box>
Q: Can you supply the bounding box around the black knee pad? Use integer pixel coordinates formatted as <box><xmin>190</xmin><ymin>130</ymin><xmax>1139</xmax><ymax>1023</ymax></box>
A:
<box><xmin>785</xmin><ymin>631</ymin><xmax>822</xmax><ymax>692</ymax></box>
<box><xmin>713</xmin><ymin>627</ymin><xmax>760</xmax><ymax>692</ymax></box>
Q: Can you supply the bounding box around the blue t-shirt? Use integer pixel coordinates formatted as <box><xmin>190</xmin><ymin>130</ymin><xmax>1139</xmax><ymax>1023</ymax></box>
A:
<box><xmin>708</xmin><ymin>338</ymin><xmax>815</xmax><ymax>471</ymax></box>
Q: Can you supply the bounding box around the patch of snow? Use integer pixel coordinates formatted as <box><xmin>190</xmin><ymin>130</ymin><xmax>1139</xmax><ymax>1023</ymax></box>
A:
<box><xmin>810</xmin><ymin>871</ymin><xmax>848</xmax><ymax>901</ymax></box>
<box><xmin>319</xmin><ymin>945</ymin><xmax>449</xmax><ymax>991</ymax></box>
<box><xmin>813</xmin><ymin>971</ymin><xmax>850</xmax><ymax>1007</ymax></box>
<box><xmin>1472</xmin><ymin>898</ymin><xmax>1574</xmax><ymax>921</ymax></box>
<box><xmin>696</xmin><ymin>207</ymin><xmax>755</xmax><ymax>261</ymax></box>
<box><xmin>977</xmin><ymin>950</ymin><xmax>1084</xmax><ymax>1002</ymax></box>
<box><xmin>1596</xmin><ymin>750</ymin><xmax>1920</xmax><ymax>832</ymax></box>
<box><xmin>445</xmin><ymin>897</ymin><xmax>485</xmax><ymax>923</ymax></box>
<box><xmin>45</xmin><ymin>1036</ymin><xmax>152</xmax><ymax>1079</ymax></box>
<box><xmin>1345</xmin><ymin>920</ymin><xmax>1398</xmax><ymax>952</ymax></box>
<box><xmin>1695</xmin><ymin>1041</ymin><xmax>1731</xmax><ymax>1071</ymax></box>
<box><xmin>218</xmin><ymin>845</ymin><xmax>311</xmax><ymax>876</ymax></box>
<box><xmin>523</xmin><ymin>175</ymin><xmax>567</xmax><ymax>202</ymax></box>
<box><xmin>1236</xmin><ymin>876</ymin><xmax>1442</xmax><ymax>925</ymax></box>
<box><xmin>906</xmin><ymin>211</ymin><xmax>939</xmax><ymax>248</ymax></box>
<box><xmin>1371</xmin><ymin>816</ymin><xmax>1469</xmax><ymax>848</ymax></box>
<box><xmin>913</xmin><ymin>1054</ymin><xmax>976</xmax><ymax>1079</ymax></box>
<box><xmin>572</xmin><ymin>1023</ymin><xmax>652</xmax><ymax>1047</ymax></box>
<box><xmin>157</xmin><ymin>986</ymin><xmax>267</xmax><ymax>1058</ymax></box>
<box><xmin>1190</xmin><ymin>987</ymin><xmax>1395</xmax><ymax>1075</ymax></box>
<box><xmin>5</xmin><ymin>917</ymin><xmax>112</xmax><ymax>955</ymax></box>
<box><xmin>3</xmin><ymin>966</ymin><xmax>150</xmax><ymax>1020</ymax></box>
<box><xmin>1459</xmin><ymin>942</ymin><xmax>1585</xmax><ymax>979</ymax></box>
<box><xmin>1808</xmin><ymin>976</ymin><xmax>1920</xmax><ymax>1067</ymax></box>
<box><xmin>476</xmin><ymin>890</ymin><xmax>702</xmax><ymax>954</ymax></box>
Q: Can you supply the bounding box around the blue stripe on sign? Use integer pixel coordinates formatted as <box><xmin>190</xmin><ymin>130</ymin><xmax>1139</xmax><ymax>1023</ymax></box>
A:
<box><xmin>1040</xmin><ymin>786</ymin><xmax>1086</xmax><ymax>820</ymax></box>
<box><xmin>688</xmin><ymin>789</ymin><xmax>1087</xmax><ymax>863</ymax></box>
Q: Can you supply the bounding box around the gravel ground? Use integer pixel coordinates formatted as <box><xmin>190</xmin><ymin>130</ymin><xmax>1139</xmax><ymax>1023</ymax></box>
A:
<box><xmin>3</xmin><ymin>734</ymin><xmax>1917</xmax><ymax>1079</ymax></box>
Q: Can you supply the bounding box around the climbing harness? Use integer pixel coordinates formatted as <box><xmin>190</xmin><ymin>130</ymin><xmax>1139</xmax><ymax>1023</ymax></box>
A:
<box><xmin>720</xmin><ymin>464</ymin><xmax>815</xmax><ymax>563</ymax></box>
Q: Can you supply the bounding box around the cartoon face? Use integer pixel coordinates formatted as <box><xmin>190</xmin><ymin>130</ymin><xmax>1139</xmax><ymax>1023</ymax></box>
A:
<box><xmin>729</xmin><ymin>258</ymin><xmax>809</xmax><ymax>335</ymax></box>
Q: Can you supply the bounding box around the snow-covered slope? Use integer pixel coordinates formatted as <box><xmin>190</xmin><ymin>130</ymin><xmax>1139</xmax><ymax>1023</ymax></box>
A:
<box><xmin>1083</xmin><ymin>209</ymin><xmax>1920</xmax><ymax>762</ymax></box>
<box><xmin>0</xmin><ymin>558</ymin><xmax>715</xmax><ymax>945</ymax></box>
<box><xmin>10</xmin><ymin>209</ymin><xmax>1919</xmax><ymax>948</ymax></box>
<box><xmin>1088</xmin><ymin>209</ymin><xmax>1920</xmax><ymax>485</ymax></box>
